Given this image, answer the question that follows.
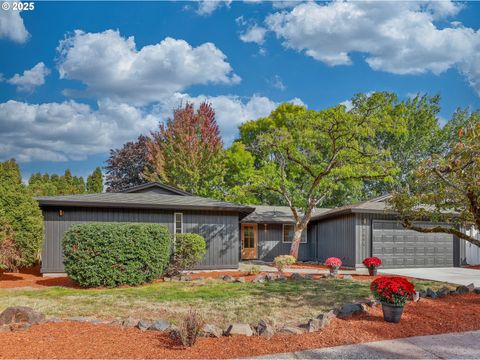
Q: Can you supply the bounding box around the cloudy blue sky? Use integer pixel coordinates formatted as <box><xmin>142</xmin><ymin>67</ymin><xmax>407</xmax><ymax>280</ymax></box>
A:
<box><xmin>1</xmin><ymin>0</ymin><xmax>480</xmax><ymax>179</ymax></box>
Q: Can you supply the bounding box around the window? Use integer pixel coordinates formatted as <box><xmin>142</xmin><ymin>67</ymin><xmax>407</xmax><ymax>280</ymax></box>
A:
<box><xmin>282</xmin><ymin>224</ymin><xmax>307</xmax><ymax>243</ymax></box>
<box><xmin>174</xmin><ymin>213</ymin><xmax>183</xmax><ymax>237</ymax></box>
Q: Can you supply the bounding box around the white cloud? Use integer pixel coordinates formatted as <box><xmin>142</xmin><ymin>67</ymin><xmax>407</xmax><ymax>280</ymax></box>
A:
<box><xmin>0</xmin><ymin>8</ymin><xmax>29</xmax><ymax>43</ymax></box>
<box><xmin>270</xmin><ymin>75</ymin><xmax>286</xmax><ymax>91</ymax></box>
<box><xmin>265</xmin><ymin>1</ymin><xmax>480</xmax><ymax>95</ymax></box>
<box><xmin>196</xmin><ymin>0</ymin><xmax>231</xmax><ymax>16</ymax></box>
<box><xmin>57</xmin><ymin>29</ymin><xmax>240</xmax><ymax>104</ymax></box>
<box><xmin>0</xmin><ymin>100</ymin><xmax>158</xmax><ymax>162</ymax></box>
<box><xmin>240</xmin><ymin>25</ymin><xmax>267</xmax><ymax>44</ymax></box>
<box><xmin>7</xmin><ymin>62</ymin><xmax>50</xmax><ymax>92</ymax></box>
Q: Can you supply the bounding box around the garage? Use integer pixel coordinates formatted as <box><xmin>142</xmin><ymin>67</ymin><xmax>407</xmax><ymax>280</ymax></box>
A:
<box><xmin>372</xmin><ymin>220</ymin><xmax>454</xmax><ymax>268</ymax></box>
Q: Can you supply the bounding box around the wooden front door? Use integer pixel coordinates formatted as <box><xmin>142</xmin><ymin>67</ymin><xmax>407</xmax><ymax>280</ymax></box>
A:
<box><xmin>241</xmin><ymin>224</ymin><xmax>257</xmax><ymax>259</ymax></box>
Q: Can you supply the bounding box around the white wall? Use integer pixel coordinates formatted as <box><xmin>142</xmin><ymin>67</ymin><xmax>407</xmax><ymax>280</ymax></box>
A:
<box><xmin>466</xmin><ymin>227</ymin><xmax>480</xmax><ymax>265</ymax></box>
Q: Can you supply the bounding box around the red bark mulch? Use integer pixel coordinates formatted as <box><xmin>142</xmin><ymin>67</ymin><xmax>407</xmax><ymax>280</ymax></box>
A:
<box><xmin>464</xmin><ymin>265</ymin><xmax>480</xmax><ymax>270</ymax></box>
<box><xmin>0</xmin><ymin>266</ymin><xmax>77</xmax><ymax>289</ymax></box>
<box><xmin>0</xmin><ymin>294</ymin><xmax>479</xmax><ymax>359</ymax></box>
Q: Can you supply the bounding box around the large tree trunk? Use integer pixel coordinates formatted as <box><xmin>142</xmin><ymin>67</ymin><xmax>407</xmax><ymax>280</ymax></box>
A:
<box><xmin>289</xmin><ymin>225</ymin><xmax>305</xmax><ymax>259</ymax></box>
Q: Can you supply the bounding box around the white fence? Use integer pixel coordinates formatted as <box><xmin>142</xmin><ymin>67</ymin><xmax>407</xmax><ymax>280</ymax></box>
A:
<box><xmin>466</xmin><ymin>228</ymin><xmax>480</xmax><ymax>265</ymax></box>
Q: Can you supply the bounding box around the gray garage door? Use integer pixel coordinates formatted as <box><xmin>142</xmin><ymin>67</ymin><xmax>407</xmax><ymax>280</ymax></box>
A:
<box><xmin>372</xmin><ymin>220</ymin><xmax>454</xmax><ymax>268</ymax></box>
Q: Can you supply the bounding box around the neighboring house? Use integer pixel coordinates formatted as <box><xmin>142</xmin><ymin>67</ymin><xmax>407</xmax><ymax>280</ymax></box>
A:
<box><xmin>36</xmin><ymin>183</ymin><xmax>466</xmax><ymax>275</ymax></box>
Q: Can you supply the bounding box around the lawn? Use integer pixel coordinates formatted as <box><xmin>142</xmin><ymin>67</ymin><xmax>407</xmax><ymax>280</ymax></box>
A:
<box><xmin>0</xmin><ymin>277</ymin><xmax>452</xmax><ymax>327</ymax></box>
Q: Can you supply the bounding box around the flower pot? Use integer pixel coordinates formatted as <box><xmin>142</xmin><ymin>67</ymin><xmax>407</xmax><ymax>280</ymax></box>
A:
<box><xmin>368</xmin><ymin>266</ymin><xmax>377</xmax><ymax>276</ymax></box>
<box><xmin>329</xmin><ymin>266</ymin><xmax>339</xmax><ymax>276</ymax></box>
<box><xmin>381</xmin><ymin>302</ymin><xmax>404</xmax><ymax>323</ymax></box>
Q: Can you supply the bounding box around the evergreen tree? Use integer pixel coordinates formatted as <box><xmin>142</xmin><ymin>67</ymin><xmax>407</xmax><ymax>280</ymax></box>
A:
<box><xmin>87</xmin><ymin>167</ymin><xmax>103</xmax><ymax>193</ymax></box>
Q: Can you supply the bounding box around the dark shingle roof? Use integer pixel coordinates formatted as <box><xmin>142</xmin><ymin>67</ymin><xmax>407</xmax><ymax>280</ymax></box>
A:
<box><xmin>311</xmin><ymin>195</ymin><xmax>393</xmax><ymax>221</ymax></box>
<box><xmin>35</xmin><ymin>193</ymin><xmax>254</xmax><ymax>213</ymax></box>
<box><xmin>242</xmin><ymin>205</ymin><xmax>331</xmax><ymax>224</ymax></box>
<box><xmin>122</xmin><ymin>182</ymin><xmax>192</xmax><ymax>196</ymax></box>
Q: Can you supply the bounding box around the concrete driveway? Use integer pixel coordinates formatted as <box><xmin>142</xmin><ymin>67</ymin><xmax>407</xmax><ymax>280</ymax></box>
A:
<box><xmin>379</xmin><ymin>267</ymin><xmax>480</xmax><ymax>286</ymax></box>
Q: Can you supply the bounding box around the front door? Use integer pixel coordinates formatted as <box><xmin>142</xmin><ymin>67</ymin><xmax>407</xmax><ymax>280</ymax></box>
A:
<box><xmin>241</xmin><ymin>224</ymin><xmax>257</xmax><ymax>259</ymax></box>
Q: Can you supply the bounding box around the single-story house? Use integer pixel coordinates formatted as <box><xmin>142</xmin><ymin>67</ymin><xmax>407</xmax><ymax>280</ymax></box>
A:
<box><xmin>36</xmin><ymin>183</ymin><xmax>466</xmax><ymax>275</ymax></box>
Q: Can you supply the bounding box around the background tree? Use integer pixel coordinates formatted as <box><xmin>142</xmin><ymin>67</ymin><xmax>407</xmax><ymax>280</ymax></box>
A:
<box><xmin>0</xmin><ymin>159</ymin><xmax>44</xmax><ymax>267</ymax></box>
<box><xmin>105</xmin><ymin>135</ymin><xmax>152</xmax><ymax>192</ymax></box>
<box><xmin>247</xmin><ymin>93</ymin><xmax>402</xmax><ymax>258</ymax></box>
<box><xmin>28</xmin><ymin>169</ymin><xmax>96</xmax><ymax>195</ymax></box>
<box><xmin>146</xmin><ymin>102</ymin><xmax>225</xmax><ymax>198</ymax></box>
<box><xmin>87</xmin><ymin>167</ymin><xmax>103</xmax><ymax>193</ymax></box>
<box><xmin>390</xmin><ymin>110</ymin><xmax>480</xmax><ymax>246</ymax></box>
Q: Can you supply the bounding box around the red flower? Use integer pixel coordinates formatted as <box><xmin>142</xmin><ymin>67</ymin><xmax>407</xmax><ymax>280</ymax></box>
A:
<box><xmin>370</xmin><ymin>276</ymin><xmax>415</xmax><ymax>306</ymax></box>
<box><xmin>363</xmin><ymin>257</ymin><xmax>382</xmax><ymax>267</ymax></box>
<box><xmin>324</xmin><ymin>257</ymin><xmax>342</xmax><ymax>267</ymax></box>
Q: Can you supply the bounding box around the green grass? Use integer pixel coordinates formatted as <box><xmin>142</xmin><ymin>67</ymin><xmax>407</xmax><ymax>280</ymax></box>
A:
<box><xmin>0</xmin><ymin>278</ymin><xmax>453</xmax><ymax>327</ymax></box>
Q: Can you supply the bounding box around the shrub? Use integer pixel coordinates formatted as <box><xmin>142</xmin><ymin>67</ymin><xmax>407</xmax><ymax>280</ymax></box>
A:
<box><xmin>273</xmin><ymin>255</ymin><xmax>296</xmax><ymax>272</ymax></box>
<box><xmin>324</xmin><ymin>257</ymin><xmax>342</xmax><ymax>268</ymax></box>
<box><xmin>0</xmin><ymin>221</ymin><xmax>22</xmax><ymax>272</ymax></box>
<box><xmin>171</xmin><ymin>309</ymin><xmax>205</xmax><ymax>347</ymax></box>
<box><xmin>0</xmin><ymin>160</ymin><xmax>44</xmax><ymax>267</ymax></box>
<box><xmin>247</xmin><ymin>264</ymin><xmax>260</xmax><ymax>275</ymax></box>
<box><xmin>168</xmin><ymin>233</ymin><xmax>206</xmax><ymax>276</ymax></box>
<box><xmin>63</xmin><ymin>223</ymin><xmax>171</xmax><ymax>287</ymax></box>
<box><xmin>370</xmin><ymin>276</ymin><xmax>415</xmax><ymax>306</ymax></box>
<box><xmin>363</xmin><ymin>256</ymin><xmax>382</xmax><ymax>268</ymax></box>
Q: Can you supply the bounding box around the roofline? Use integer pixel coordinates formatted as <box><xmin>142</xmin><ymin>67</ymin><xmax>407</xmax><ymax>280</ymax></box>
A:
<box><xmin>121</xmin><ymin>182</ymin><xmax>192</xmax><ymax>196</ymax></box>
<box><xmin>311</xmin><ymin>207</ymin><xmax>397</xmax><ymax>222</ymax></box>
<box><xmin>36</xmin><ymin>199</ymin><xmax>255</xmax><ymax>213</ymax></box>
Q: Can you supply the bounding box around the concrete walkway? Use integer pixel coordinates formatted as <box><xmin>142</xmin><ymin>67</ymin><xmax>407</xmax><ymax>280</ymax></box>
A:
<box><xmin>379</xmin><ymin>267</ymin><xmax>480</xmax><ymax>286</ymax></box>
<box><xmin>251</xmin><ymin>330</ymin><xmax>480</xmax><ymax>359</ymax></box>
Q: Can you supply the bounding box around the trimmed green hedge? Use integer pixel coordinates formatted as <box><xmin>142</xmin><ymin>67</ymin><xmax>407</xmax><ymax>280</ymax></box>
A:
<box><xmin>63</xmin><ymin>223</ymin><xmax>171</xmax><ymax>287</ymax></box>
<box><xmin>169</xmin><ymin>233</ymin><xmax>206</xmax><ymax>275</ymax></box>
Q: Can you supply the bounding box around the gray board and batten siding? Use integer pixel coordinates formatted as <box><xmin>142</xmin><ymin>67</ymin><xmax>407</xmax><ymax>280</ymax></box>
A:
<box><xmin>38</xmin><ymin>190</ymin><xmax>253</xmax><ymax>274</ymax></box>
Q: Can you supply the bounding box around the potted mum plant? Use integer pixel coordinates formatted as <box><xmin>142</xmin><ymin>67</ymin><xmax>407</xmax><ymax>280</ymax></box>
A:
<box><xmin>363</xmin><ymin>256</ymin><xmax>382</xmax><ymax>276</ymax></box>
<box><xmin>324</xmin><ymin>257</ymin><xmax>342</xmax><ymax>277</ymax></box>
<box><xmin>370</xmin><ymin>276</ymin><xmax>415</xmax><ymax>323</ymax></box>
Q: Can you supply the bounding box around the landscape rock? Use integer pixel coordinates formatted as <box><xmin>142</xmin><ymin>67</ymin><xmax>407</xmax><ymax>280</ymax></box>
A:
<box><xmin>366</xmin><ymin>299</ymin><xmax>380</xmax><ymax>307</ymax></box>
<box><xmin>235</xmin><ymin>277</ymin><xmax>246</xmax><ymax>283</ymax></box>
<box><xmin>418</xmin><ymin>290</ymin><xmax>427</xmax><ymax>298</ymax></box>
<box><xmin>0</xmin><ymin>306</ymin><xmax>45</xmax><ymax>326</ymax></box>
<box><xmin>455</xmin><ymin>285</ymin><xmax>470</xmax><ymax>295</ymax></box>
<box><xmin>121</xmin><ymin>317</ymin><xmax>139</xmax><ymax>328</ymax></box>
<box><xmin>467</xmin><ymin>283</ymin><xmax>475</xmax><ymax>292</ymax></box>
<box><xmin>279</xmin><ymin>326</ymin><xmax>304</xmax><ymax>335</ymax></box>
<box><xmin>163</xmin><ymin>277</ymin><xmax>172</xmax><ymax>282</ymax></box>
<box><xmin>290</xmin><ymin>273</ymin><xmax>304</xmax><ymax>281</ymax></box>
<box><xmin>343</xmin><ymin>274</ymin><xmax>353</xmax><ymax>280</ymax></box>
<box><xmin>257</xmin><ymin>320</ymin><xmax>275</xmax><ymax>339</ymax></box>
<box><xmin>222</xmin><ymin>275</ymin><xmax>235</xmax><ymax>282</ymax></box>
<box><xmin>148</xmin><ymin>319</ymin><xmax>170</xmax><ymax>331</ymax></box>
<box><xmin>474</xmin><ymin>287</ymin><xmax>480</xmax><ymax>295</ymax></box>
<box><xmin>276</xmin><ymin>275</ymin><xmax>287</xmax><ymax>281</ymax></box>
<box><xmin>225</xmin><ymin>323</ymin><xmax>253</xmax><ymax>337</ymax></box>
<box><xmin>252</xmin><ymin>275</ymin><xmax>266</xmax><ymax>283</ymax></box>
<box><xmin>303</xmin><ymin>274</ymin><xmax>314</xmax><ymax>280</ymax></box>
<box><xmin>337</xmin><ymin>303</ymin><xmax>367</xmax><ymax>319</ymax></box>
<box><xmin>308</xmin><ymin>311</ymin><xmax>335</xmax><ymax>333</ymax></box>
<box><xmin>426</xmin><ymin>288</ymin><xmax>437</xmax><ymax>298</ymax></box>
<box><xmin>136</xmin><ymin>320</ymin><xmax>152</xmax><ymax>331</ymax></box>
<box><xmin>265</xmin><ymin>274</ymin><xmax>278</xmax><ymax>281</ymax></box>
<box><xmin>67</xmin><ymin>316</ymin><xmax>96</xmax><ymax>323</ymax></box>
<box><xmin>437</xmin><ymin>287</ymin><xmax>450</xmax><ymax>298</ymax></box>
<box><xmin>202</xmin><ymin>323</ymin><xmax>223</xmax><ymax>338</ymax></box>
<box><xmin>46</xmin><ymin>316</ymin><xmax>62</xmax><ymax>323</ymax></box>
<box><xmin>180</xmin><ymin>275</ymin><xmax>193</xmax><ymax>281</ymax></box>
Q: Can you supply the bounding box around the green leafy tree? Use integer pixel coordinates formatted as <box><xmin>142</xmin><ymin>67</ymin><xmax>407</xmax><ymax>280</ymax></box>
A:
<box><xmin>146</xmin><ymin>102</ymin><xmax>225</xmax><ymax>198</ymax></box>
<box><xmin>0</xmin><ymin>160</ymin><xmax>44</xmax><ymax>267</ymax></box>
<box><xmin>247</xmin><ymin>93</ymin><xmax>402</xmax><ymax>258</ymax></box>
<box><xmin>87</xmin><ymin>167</ymin><xmax>103</xmax><ymax>193</ymax></box>
<box><xmin>390</xmin><ymin>110</ymin><xmax>480</xmax><ymax>246</ymax></box>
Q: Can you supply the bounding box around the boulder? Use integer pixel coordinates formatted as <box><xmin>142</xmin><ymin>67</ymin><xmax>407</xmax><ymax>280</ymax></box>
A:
<box><xmin>148</xmin><ymin>319</ymin><xmax>170</xmax><ymax>331</ymax></box>
<box><xmin>474</xmin><ymin>287</ymin><xmax>480</xmax><ymax>295</ymax></box>
<box><xmin>290</xmin><ymin>273</ymin><xmax>304</xmax><ymax>281</ymax></box>
<box><xmin>467</xmin><ymin>283</ymin><xmax>475</xmax><ymax>292</ymax></box>
<box><xmin>437</xmin><ymin>287</ymin><xmax>450</xmax><ymax>298</ymax></box>
<box><xmin>252</xmin><ymin>275</ymin><xmax>266</xmax><ymax>283</ymax></box>
<box><xmin>136</xmin><ymin>320</ymin><xmax>152</xmax><ymax>331</ymax></box>
<box><xmin>455</xmin><ymin>285</ymin><xmax>470</xmax><ymax>295</ymax></box>
<box><xmin>343</xmin><ymin>275</ymin><xmax>353</xmax><ymax>280</ymax></box>
<box><xmin>426</xmin><ymin>288</ymin><xmax>437</xmax><ymax>298</ymax></box>
<box><xmin>308</xmin><ymin>311</ymin><xmax>335</xmax><ymax>333</ymax></box>
<box><xmin>279</xmin><ymin>326</ymin><xmax>304</xmax><ymax>334</ymax></box>
<box><xmin>121</xmin><ymin>317</ymin><xmax>140</xmax><ymax>328</ymax></box>
<box><xmin>202</xmin><ymin>323</ymin><xmax>223</xmax><ymax>338</ymax></box>
<box><xmin>265</xmin><ymin>274</ymin><xmax>278</xmax><ymax>281</ymax></box>
<box><xmin>337</xmin><ymin>303</ymin><xmax>367</xmax><ymax>319</ymax></box>
<box><xmin>225</xmin><ymin>323</ymin><xmax>253</xmax><ymax>337</ymax></box>
<box><xmin>222</xmin><ymin>275</ymin><xmax>235</xmax><ymax>282</ymax></box>
<box><xmin>276</xmin><ymin>275</ymin><xmax>287</xmax><ymax>282</ymax></box>
<box><xmin>46</xmin><ymin>316</ymin><xmax>62</xmax><ymax>323</ymax></box>
<box><xmin>418</xmin><ymin>290</ymin><xmax>427</xmax><ymax>298</ymax></box>
<box><xmin>235</xmin><ymin>277</ymin><xmax>246</xmax><ymax>283</ymax></box>
<box><xmin>366</xmin><ymin>299</ymin><xmax>380</xmax><ymax>307</ymax></box>
<box><xmin>0</xmin><ymin>307</ymin><xmax>45</xmax><ymax>326</ymax></box>
<box><xmin>257</xmin><ymin>320</ymin><xmax>275</xmax><ymax>339</ymax></box>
